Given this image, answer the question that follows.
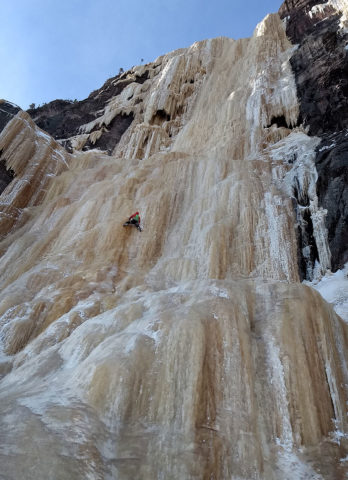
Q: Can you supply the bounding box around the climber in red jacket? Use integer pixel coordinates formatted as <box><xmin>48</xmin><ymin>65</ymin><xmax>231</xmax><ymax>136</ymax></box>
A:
<box><xmin>123</xmin><ymin>211</ymin><xmax>142</xmax><ymax>231</ymax></box>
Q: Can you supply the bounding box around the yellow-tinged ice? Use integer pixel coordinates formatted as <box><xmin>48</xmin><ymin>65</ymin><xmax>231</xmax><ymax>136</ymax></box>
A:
<box><xmin>0</xmin><ymin>13</ymin><xmax>347</xmax><ymax>480</ymax></box>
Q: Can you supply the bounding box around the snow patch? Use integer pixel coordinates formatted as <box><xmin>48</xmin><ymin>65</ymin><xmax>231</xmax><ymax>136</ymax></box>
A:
<box><xmin>308</xmin><ymin>3</ymin><xmax>331</xmax><ymax>18</ymax></box>
<box><xmin>308</xmin><ymin>1</ymin><xmax>348</xmax><ymax>29</ymax></box>
<box><xmin>308</xmin><ymin>263</ymin><xmax>348</xmax><ymax>322</ymax></box>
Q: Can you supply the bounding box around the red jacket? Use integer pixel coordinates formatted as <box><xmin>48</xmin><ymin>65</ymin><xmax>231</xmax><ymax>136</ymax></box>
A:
<box><xmin>129</xmin><ymin>212</ymin><xmax>140</xmax><ymax>223</ymax></box>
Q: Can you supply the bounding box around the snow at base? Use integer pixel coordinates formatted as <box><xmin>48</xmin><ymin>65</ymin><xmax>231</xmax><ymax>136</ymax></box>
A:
<box><xmin>306</xmin><ymin>263</ymin><xmax>348</xmax><ymax>323</ymax></box>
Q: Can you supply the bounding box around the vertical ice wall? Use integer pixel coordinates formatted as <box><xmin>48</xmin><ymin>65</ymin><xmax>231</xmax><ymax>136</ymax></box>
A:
<box><xmin>269</xmin><ymin>132</ymin><xmax>332</xmax><ymax>279</ymax></box>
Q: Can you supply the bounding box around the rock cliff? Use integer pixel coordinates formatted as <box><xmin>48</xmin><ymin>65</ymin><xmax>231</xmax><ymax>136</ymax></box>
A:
<box><xmin>279</xmin><ymin>0</ymin><xmax>348</xmax><ymax>272</ymax></box>
<box><xmin>0</xmin><ymin>1</ymin><xmax>347</xmax><ymax>479</ymax></box>
<box><xmin>0</xmin><ymin>100</ymin><xmax>20</xmax><ymax>194</ymax></box>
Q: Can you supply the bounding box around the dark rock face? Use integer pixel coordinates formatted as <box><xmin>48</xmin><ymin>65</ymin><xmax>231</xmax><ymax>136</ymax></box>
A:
<box><xmin>288</xmin><ymin>15</ymin><xmax>348</xmax><ymax>136</ymax></box>
<box><xmin>0</xmin><ymin>101</ymin><xmax>20</xmax><ymax>135</ymax></box>
<box><xmin>28</xmin><ymin>99</ymin><xmax>84</xmax><ymax>139</ymax></box>
<box><xmin>27</xmin><ymin>70</ymin><xmax>149</xmax><ymax>153</ymax></box>
<box><xmin>292</xmin><ymin>191</ymin><xmax>320</xmax><ymax>282</ymax></box>
<box><xmin>0</xmin><ymin>161</ymin><xmax>14</xmax><ymax>195</ymax></box>
<box><xmin>279</xmin><ymin>0</ymin><xmax>333</xmax><ymax>44</ymax></box>
<box><xmin>315</xmin><ymin>133</ymin><xmax>348</xmax><ymax>271</ymax></box>
<box><xmin>279</xmin><ymin>0</ymin><xmax>348</xmax><ymax>273</ymax></box>
<box><xmin>0</xmin><ymin>101</ymin><xmax>19</xmax><ymax>194</ymax></box>
<box><xmin>82</xmin><ymin>113</ymin><xmax>134</xmax><ymax>154</ymax></box>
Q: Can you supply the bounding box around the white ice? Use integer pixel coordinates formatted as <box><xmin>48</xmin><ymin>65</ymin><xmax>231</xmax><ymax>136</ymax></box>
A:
<box><xmin>307</xmin><ymin>263</ymin><xmax>348</xmax><ymax>323</ymax></box>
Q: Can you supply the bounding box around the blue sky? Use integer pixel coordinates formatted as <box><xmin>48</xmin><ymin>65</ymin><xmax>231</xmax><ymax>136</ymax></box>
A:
<box><xmin>0</xmin><ymin>0</ymin><xmax>282</xmax><ymax>109</ymax></box>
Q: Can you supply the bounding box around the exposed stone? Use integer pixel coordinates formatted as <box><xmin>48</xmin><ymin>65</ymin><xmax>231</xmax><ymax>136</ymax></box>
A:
<box><xmin>82</xmin><ymin>112</ymin><xmax>134</xmax><ymax>154</ymax></box>
<box><xmin>26</xmin><ymin>70</ymin><xmax>149</xmax><ymax>154</ymax></box>
<box><xmin>279</xmin><ymin>0</ymin><xmax>333</xmax><ymax>43</ymax></box>
<box><xmin>315</xmin><ymin>132</ymin><xmax>348</xmax><ymax>270</ymax></box>
<box><xmin>0</xmin><ymin>161</ymin><xmax>14</xmax><ymax>195</ymax></box>
<box><xmin>279</xmin><ymin>0</ymin><xmax>348</xmax><ymax>273</ymax></box>
<box><xmin>287</xmin><ymin>15</ymin><xmax>348</xmax><ymax>136</ymax></box>
<box><xmin>0</xmin><ymin>101</ymin><xmax>20</xmax><ymax>194</ymax></box>
<box><xmin>27</xmin><ymin>99</ymin><xmax>83</xmax><ymax>139</ymax></box>
<box><xmin>0</xmin><ymin>100</ymin><xmax>20</xmax><ymax>134</ymax></box>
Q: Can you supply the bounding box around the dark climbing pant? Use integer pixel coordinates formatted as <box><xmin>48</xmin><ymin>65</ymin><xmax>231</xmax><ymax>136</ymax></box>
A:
<box><xmin>125</xmin><ymin>219</ymin><xmax>142</xmax><ymax>231</ymax></box>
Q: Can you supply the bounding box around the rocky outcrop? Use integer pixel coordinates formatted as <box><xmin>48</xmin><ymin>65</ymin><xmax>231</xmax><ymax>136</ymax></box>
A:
<box><xmin>0</xmin><ymin>101</ymin><xmax>20</xmax><ymax>195</ymax></box>
<box><xmin>80</xmin><ymin>112</ymin><xmax>134</xmax><ymax>154</ymax></box>
<box><xmin>27</xmin><ymin>70</ymin><xmax>149</xmax><ymax>154</ymax></box>
<box><xmin>279</xmin><ymin>0</ymin><xmax>334</xmax><ymax>43</ymax></box>
<box><xmin>315</xmin><ymin>132</ymin><xmax>348</xmax><ymax>270</ymax></box>
<box><xmin>27</xmin><ymin>53</ymin><xmax>207</xmax><ymax>159</ymax></box>
<box><xmin>279</xmin><ymin>0</ymin><xmax>348</xmax><ymax>272</ymax></box>
<box><xmin>0</xmin><ymin>161</ymin><xmax>14</xmax><ymax>196</ymax></box>
<box><xmin>284</xmin><ymin>14</ymin><xmax>348</xmax><ymax>135</ymax></box>
<box><xmin>0</xmin><ymin>100</ymin><xmax>20</xmax><ymax>134</ymax></box>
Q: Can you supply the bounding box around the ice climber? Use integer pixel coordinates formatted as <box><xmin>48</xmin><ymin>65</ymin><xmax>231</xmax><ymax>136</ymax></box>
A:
<box><xmin>123</xmin><ymin>211</ymin><xmax>142</xmax><ymax>231</ymax></box>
